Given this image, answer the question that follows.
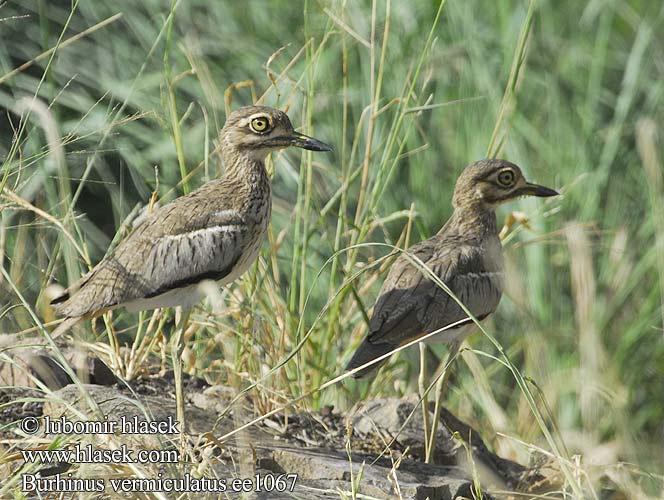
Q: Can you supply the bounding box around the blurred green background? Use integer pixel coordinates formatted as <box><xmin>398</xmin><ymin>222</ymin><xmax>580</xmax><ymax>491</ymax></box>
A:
<box><xmin>1</xmin><ymin>0</ymin><xmax>663</xmax><ymax>496</ymax></box>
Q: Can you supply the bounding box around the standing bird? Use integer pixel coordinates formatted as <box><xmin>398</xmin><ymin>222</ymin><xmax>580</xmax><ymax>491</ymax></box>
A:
<box><xmin>346</xmin><ymin>159</ymin><xmax>557</xmax><ymax>378</ymax></box>
<box><xmin>49</xmin><ymin>105</ymin><xmax>332</xmax><ymax>434</ymax></box>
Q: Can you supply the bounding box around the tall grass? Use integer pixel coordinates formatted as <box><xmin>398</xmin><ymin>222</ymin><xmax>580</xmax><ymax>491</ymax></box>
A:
<box><xmin>1</xmin><ymin>0</ymin><xmax>663</xmax><ymax>497</ymax></box>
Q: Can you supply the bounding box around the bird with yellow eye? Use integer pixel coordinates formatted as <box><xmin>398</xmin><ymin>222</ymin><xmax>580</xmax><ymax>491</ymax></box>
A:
<box><xmin>345</xmin><ymin>159</ymin><xmax>557</xmax><ymax>461</ymax></box>
<box><xmin>49</xmin><ymin>105</ymin><xmax>332</xmax><ymax>446</ymax></box>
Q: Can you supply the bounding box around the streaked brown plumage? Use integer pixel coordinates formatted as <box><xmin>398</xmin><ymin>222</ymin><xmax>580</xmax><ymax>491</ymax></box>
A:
<box><xmin>346</xmin><ymin>159</ymin><xmax>558</xmax><ymax>377</ymax></box>
<box><xmin>50</xmin><ymin>105</ymin><xmax>332</xmax><ymax>330</ymax></box>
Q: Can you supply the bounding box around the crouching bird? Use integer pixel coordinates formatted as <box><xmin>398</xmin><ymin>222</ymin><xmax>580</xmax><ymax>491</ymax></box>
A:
<box><xmin>49</xmin><ymin>105</ymin><xmax>332</xmax><ymax>438</ymax></box>
<box><xmin>346</xmin><ymin>159</ymin><xmax>557</xmax><ymax>379</ymax></box>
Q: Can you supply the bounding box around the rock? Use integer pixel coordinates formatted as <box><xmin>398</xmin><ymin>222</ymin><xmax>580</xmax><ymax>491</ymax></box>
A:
<box><xmin>352</xmin><ymin>396</ymin><xmax>540</xmax><ymax>491</ymax></box>
<box><xmin>262</xmin><ymin>446</ymin><xmax>486</xmax><ymax>500</ymax></box>
<box><xmin>0</xmin><ymin>340</ymin><xmax>117</xmax><ymax>389</ymax></box>
<box><xmin>3</xmin><ymin>350</ymin><xmax>544</xmax><ymax>499</ymax></box>
<box><xmin>353</xmin><ymin>396</ymin><xmax>459</xmax><ymax>463</ymax></box>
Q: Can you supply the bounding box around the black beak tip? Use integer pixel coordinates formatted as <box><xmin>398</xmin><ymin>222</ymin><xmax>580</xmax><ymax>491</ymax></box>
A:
<box><xmin>292</xmin><ymin>132</ymin><xmax>333</xmax><ymax>152</ymax></box>
<box><xmin>308</xmin><ymin>141</ymin><xmax>334</xmax><ymax>152</ymax></box>
<box><xmin>538</xmin><ymin>186</ymin><xmax>559</xmax><ymax>197</ymax></box>
<box><xmin>527</xmin><ymin>183</ymin><xmax>559</xmax><ymax>197</ymax></box>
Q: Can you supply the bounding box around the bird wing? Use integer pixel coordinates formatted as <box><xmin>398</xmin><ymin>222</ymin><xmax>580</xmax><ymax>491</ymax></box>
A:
<box><xmin>52</xmin><ymin>199</ymin><xmax>249</xmax><ymax>317</ymax></box>
<box><xmin>367</xmin><ymin>236</ymin><xmax>502</xmax><ymax>346</ymax></box>
<box><xmin>136</xmin><ymin>206</ymin><xmax>249</xmax><ymax>297</ymax></box>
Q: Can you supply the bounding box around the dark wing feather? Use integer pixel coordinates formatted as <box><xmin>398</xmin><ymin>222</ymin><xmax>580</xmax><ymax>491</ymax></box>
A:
<box><xmin>367</xmin><ymin>239</ymin><xmax>440</xmax><ymax>343</ymax></box>
<box><xmin>367</xmin><ymin>236</ymin><xmax>502</xmax><ymax>346</ymax></box>
<box><xmin>52</xmin><ymin>195</ymin><xmax>248</xmax><ymax>318</ymax></box>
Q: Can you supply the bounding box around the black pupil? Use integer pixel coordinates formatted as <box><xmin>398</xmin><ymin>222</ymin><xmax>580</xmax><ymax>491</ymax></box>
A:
<box><xmin>255</xmin><ymin>119</ymin><xmax>265</xmax><ymax>129</ymax></box>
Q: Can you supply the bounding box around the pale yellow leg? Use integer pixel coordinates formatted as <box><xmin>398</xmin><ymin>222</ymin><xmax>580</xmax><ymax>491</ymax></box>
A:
<box><xmin>419</xmin><ymin>343</ymin><xmax>431</xmax><ymax>454</ymax></box>
<box><xmin>171</xmin><ymin>307</ymin><xmax>192</xmax><ymax>452</ymax></box>
<box><xmin>425</xmin><ymin>340</ymin><xmax>461</xmax><ymax>464</ymax></box>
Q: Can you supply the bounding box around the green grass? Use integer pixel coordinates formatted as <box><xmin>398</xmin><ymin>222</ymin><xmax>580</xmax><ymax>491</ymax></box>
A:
<box><xmin>1</xmin><ymin>0</ymin><xmax>663</xmax><ymax>498</ymax></box>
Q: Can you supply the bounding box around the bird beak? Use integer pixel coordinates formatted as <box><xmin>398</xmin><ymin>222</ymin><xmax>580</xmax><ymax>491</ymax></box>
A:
<box><xmin>518</xmin><ymin>182</ymin><xmax>559</xmax><ymax>197</ymax></box>
<box><xmin>289</xmin><ymin>132</ymin><xmax>333</xmax><ymax>152</ymax></box>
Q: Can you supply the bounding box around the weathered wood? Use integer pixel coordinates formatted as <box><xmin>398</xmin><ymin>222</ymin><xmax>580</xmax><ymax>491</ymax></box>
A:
<box><xmin>0</xmin><ymin>371</ymin><xmax>549</xmax><ymax>498</ymax></box>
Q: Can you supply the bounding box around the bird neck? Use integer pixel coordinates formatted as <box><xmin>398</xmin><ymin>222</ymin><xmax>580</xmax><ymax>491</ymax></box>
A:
<box><xmin>221</xmin><ymin>146</ymin><xmax>269</xmax><ymax>186</ymax></box>
<box><xmin>444</xmin><ymin>202</ymin><xmax>498</xmax><ymax>239</ymax></box>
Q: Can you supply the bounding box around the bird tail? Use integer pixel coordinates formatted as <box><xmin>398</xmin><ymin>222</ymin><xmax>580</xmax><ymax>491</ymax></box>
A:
<box><xmin>345</xmin><ymin>340</ymin><xmax>395</xmax><ymax>379</ymax></box>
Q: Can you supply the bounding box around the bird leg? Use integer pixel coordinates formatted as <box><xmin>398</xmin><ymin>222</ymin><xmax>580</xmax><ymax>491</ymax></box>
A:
<box><xmin>418</xmin><ymin>343</ymin><xmax>432</xmax><ymax>453</ymax></box>
<box><xmin>425</xmin><ymin>339</ymin><xmax>462</xmax><ymax>464</ymax></box>
<box><xmin>171</xmin><ymin>307</ymin><xmax>192</xmax><ymax>452</ymax></box>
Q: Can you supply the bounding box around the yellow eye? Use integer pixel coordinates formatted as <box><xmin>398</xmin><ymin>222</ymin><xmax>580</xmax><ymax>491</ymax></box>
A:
<box><xmin>496</xmin><ymin>169</ymin><xmax>516</xmax><ymax>187</ymax></box>
<box><xmin>250</xmin><ymin>116</ymin><xmax>270</xmax><ymax>133</ymax></box>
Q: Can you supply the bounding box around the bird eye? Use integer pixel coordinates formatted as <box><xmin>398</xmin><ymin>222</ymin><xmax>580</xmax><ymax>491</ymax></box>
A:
<box><xmin>496</xmin><ymin>169</ymin><xmax>516</xmax><ymax>187</ymax></box>
<box><xmin>250</xmin><ymin>116</ymin><xmax>270</xmax><ymax>133</ymax></box>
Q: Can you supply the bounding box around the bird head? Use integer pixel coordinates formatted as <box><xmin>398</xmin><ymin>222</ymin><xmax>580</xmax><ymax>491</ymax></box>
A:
<box><xmin>220</xmin><ymin>106</ymin><xmax>332</xmax><ymax>160</ymax></box>
<box><xmin>452</xmin><ymin>159</ymin><xmax>558</xmax><ymax>209</ymax></box>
